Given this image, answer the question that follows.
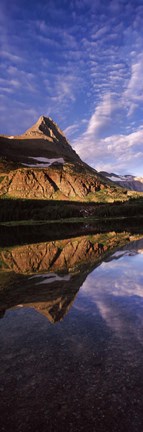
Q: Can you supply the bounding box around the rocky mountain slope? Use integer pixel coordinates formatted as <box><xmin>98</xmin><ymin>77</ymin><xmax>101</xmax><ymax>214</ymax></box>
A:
<box><xmin>0</xmin><ymin>116</ymin><xmax>127</xmax><ymax>202</ymax></box>
<box><xmin>100</xmin><ymin>171</ymin><xmax>143</xmax><ymax>192</ymax></box>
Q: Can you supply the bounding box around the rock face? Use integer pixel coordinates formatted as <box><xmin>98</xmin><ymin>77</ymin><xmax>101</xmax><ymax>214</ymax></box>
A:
<box><xmin>100</xmin><ymin>171</ymin><xmax>143</xmax><ymax>192</ymax></box>
<box><xmin>0</xmin><ymin>164</ymin><xmax>105</xmax><ymax>199</ymax></box>
<box><xmin>0</xmin><ymin>115</ymin><xmax>124</xmax><ymax>201</ymax></box>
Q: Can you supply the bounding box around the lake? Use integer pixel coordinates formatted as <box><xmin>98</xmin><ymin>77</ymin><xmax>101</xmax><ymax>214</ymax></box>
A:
<box><xmin>0</xmin><ymin>227</ymin><xmax>143</xmax><ymax>432</ymax></box>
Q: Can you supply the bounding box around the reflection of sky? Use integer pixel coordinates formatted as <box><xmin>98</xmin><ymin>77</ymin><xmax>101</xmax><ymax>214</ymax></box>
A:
<box><xmin>77</xmin><ymin>245</ymin><xmax>143</xmax><ymax>340</ymax></box>
<box><xmin>81</xmin><ymin>252</ymin><xmax>143</xmax><ymax>298</ymax></box>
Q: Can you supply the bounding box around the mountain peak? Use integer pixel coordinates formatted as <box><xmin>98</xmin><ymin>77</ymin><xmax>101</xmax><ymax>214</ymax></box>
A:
<box><xmin>36</xmin><ymin>115</ymin><xmax>56</xmax><ymax>129</ymax></box>
<box><xmin>24</xmin><ymin>115</ymin><xmax>67</xmax><ymax>142</ymax></box>
<box><xmin>0</xmin><ymin>115</ymin><xmax>82</xmax><ymax>165</ymax></box>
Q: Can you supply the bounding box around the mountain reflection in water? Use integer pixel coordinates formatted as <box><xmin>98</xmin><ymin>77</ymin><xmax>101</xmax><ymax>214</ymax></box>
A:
<box><xmin>0</xmin><ymin>230</ymin><xmax>143</xmax><ymax>432</ymax></box>
<box><xmin>0</xmin><ymin>231</ymin><xmax>141</xmax><ymax>322</ymax></box>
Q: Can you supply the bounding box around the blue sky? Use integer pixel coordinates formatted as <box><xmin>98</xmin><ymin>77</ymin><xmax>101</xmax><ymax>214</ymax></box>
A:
<box><xmin>0</xmin><ymin>0</ymin><xmax>143</xmax><ymax>175</ymax></box>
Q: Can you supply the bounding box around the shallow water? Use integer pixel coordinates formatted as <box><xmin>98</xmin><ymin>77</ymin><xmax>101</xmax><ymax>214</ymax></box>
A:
<box><xmin>0</xmin><ymin>233</ymin><xmax>143</xmax><ymax>432</ymax></box>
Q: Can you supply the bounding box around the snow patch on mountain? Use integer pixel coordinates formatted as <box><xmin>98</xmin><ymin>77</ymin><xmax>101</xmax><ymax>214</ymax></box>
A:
<box><xmin>102</xmin><ymin>172</ymin><xmax>143</xmax><ymax>191</ymax></box>
<box><xmin>22</xmin><ymin>156</ymin><xmax>65</xmax><ymax>167</ymax></box>
<box><xmin>107</xmin><ymin>175</ymin><xmax>135</xmax><ymax>182</ymax></box>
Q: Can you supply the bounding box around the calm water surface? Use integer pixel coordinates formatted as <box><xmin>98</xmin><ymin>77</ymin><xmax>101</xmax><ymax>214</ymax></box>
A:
<box><xmin>0</xmin><ymin>234</ymin><xmax>143</xmax><ymax>432</ymax></box>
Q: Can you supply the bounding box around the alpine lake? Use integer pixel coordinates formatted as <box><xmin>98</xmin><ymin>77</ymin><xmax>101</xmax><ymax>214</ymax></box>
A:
<box><xmin>0</xmin><ymin>219</ymin><xmax>143</xmax><ymax>432</ymax></box>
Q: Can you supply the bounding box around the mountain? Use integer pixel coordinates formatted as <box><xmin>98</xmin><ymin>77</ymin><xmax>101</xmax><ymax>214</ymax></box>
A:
<box><xmin>100</xmin><ymin>171</ymin><xmax>143</xmax><ymax>192</ymax></box>
<box><xmin>0</xmin><ymin>116</ymin><xmax>127</xmax><ymax>202</ymax></box>
<box><xmin>0</xmin><ymin>116</ymin><xmax>81</xmax><ymax>165</ymax></box>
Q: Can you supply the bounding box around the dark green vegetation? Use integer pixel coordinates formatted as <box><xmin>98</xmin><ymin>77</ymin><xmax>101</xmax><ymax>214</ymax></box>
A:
<box><xmin>0</xmin><ymin>196</ymin><xmax>143</xmax><ymax>224</ymax></box>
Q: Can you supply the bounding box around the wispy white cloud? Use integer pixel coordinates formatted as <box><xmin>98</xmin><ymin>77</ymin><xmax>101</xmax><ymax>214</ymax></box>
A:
<box><xmin>72</xmin><ymin>92</ymin><xmax>120</xmax><ymax>151</ymax></box>
<box><xmin>64</xmin><ymin>123</ymin><xmax>79</xmax><ymax>138</ymax></box>
<box><xmin>72</xmin><ymin>93</ymin><xmax>143</xmax><ymax>175</ymax></box>
<box><xmin>47</xmin><ymin>72</ymin><xmax>78</xmax><ymax>108</ymax></box>
<box><xmin>0</xmin><ymin>50</ymin><xmax>23</xmax><ymax>63</ymax></box>
<box><xmin>86</xmin><ymin>93</ymin><xmax>117</xmax><ymax>136</ymax></box>
<box><xmin>0</xmin><ymin>103</ymin><xmax>39</xmax><ymax>135</ymax></box>
<box><xmin>2</xmin><ymin>66</ymin><xmax>38</xmax><ymax>93</ymax></box>
<box><xmin>123</xmin><ymin>53</ymin><xmax>143</xmax><ymax>115</ymax></box>
<box><xmin>92</xmin><ymin>25</ymin><xmax>110</xmax><ymax>40</ymax></box>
